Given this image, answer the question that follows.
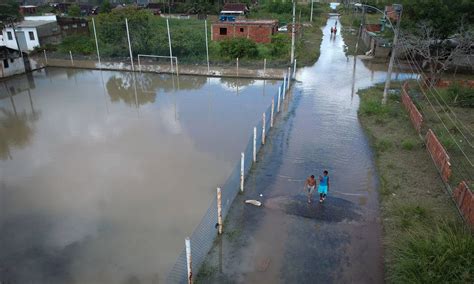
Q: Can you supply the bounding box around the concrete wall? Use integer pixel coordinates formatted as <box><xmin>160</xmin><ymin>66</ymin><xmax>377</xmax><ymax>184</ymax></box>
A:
<box><xmin>0</xmin><ymin>56</ymin><xmax>26</xmax><ymax>78</ymax></box>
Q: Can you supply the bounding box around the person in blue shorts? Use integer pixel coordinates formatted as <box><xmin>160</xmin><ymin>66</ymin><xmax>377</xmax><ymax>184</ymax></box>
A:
<box><xmin>318</xmin><ymin>170</ymin><xmax>330</xmax><ymax>203</ymax></box>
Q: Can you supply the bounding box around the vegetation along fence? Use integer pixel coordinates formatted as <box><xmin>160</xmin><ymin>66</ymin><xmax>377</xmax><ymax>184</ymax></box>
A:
<box><xmin>166</xmin><ymin>65</ymin><xmax>296</xmax><ymax>283</ymax></box>
<box><xmin>402</xmin><ymin>81</ymin><xmax>473</xmax><ymax>229</ymax></box>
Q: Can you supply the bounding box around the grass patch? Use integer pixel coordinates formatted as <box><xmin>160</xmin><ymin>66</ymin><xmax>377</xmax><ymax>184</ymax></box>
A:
<box><xmin>401</xmin><ymin>138</ymin><xmax>416</xmax><ymax>150</ymax></box>
<box><xmin>358</xmin><ymin>83</ymin><xmax>473</xmax><ymax>283</ymax></box>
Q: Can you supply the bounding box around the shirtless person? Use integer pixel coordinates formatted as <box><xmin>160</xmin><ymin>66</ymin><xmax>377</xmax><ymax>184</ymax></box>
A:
<box><xmin>304</xmin><ymin>175</ymin><xmax>317</xmax><ymax>203</ymax></box>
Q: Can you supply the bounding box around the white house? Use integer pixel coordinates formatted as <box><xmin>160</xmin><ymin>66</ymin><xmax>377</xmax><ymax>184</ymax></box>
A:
<box><xmin>0</xmin><ymin>47</ymin><xmax>25</xmax><ymax>78</ymax></box>
<box><xmin>2</xmin><ymin>19</ymin><xmax>60</xmax><ymax>52</ymax></box>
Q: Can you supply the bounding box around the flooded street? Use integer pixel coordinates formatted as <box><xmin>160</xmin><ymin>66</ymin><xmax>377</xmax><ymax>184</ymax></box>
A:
<box><xmin>0</xmin><ymin>69</ymin><xmax>279</xmax><ymax>283</ymax></box>
<box><xmin>201</xmin><ymin>17</ymin><xmax>416</xmax><ymax>283</ymax></box>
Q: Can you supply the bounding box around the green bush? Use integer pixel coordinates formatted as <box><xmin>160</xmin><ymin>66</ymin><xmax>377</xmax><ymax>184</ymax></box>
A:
<box><xmin>441</xmin><ymin>83</ymin><xmax>474</xmax><ymax>108</ymax></box>
<box><xmin>389</xmin><ymin>222</ymin><xmax>474</xmax><ymax>283</ymax></box>
<box><xmin>401</xmin><ymin>138</ymin><xmax>416</xmax><ymax>150</ymax></box>
<box><xmin>58</xmin><ymin>34</ymin><xmax>94</xmax><ymax>55</ymax></box>
<box><xmin>270</xmin><ymin>33</ymin><xmax>290</xmax><ymax>57</ymax></box>
<box><xmin>219</xmin><ymin>38</ymin><xmax>258</xmax><ymax>59</ymax></box>
<box><xmin>376</xmin><ymin>139</ymin><xmax>393</xmax><ymax>152</ymax></box>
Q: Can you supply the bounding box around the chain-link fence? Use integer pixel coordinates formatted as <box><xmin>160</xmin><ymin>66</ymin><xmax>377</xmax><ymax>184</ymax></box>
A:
<box><xmin>166</xmin><ymin>65</ymin><xmax>295</xmax><ymax>283</ymax></box>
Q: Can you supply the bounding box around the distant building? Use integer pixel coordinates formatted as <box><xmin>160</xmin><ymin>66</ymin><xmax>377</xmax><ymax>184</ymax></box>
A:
<box><xmin>2</xmin><ymin>19</ymin><xmax>60</xmax><ymax>52</ymax></box>
<box><xmin>212</xmin><ymin>20</ymin><xmax>279</xmax><ymax>44</ymax></box>
<box><xmin>0</xmin><ymin>47</ymin><xmax>25</xmax><ymax>78</ymax></box>
<box><xmin>19</xmin><ymin>5</ymin><xmax>38</xmax><ymax>15</ymax></box>
<box><xmin>220</xmin><ymin>3</ymin><xmax>248</xmax><ymax>19</ymax></box>
<box><xmin>57</xmin><ymin>17</ymin><xmax>89</xmax><ymax>37</ymax></box>
<box><xmin>361</xmin><ymin>24</ymin><xmax>391</xmax><ymax>58</ymax></box>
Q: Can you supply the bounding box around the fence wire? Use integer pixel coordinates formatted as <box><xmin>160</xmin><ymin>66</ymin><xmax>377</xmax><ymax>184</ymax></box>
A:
<box><xmin>166</xmin><ymin>71</ymin><xmax>293</xmax><ymax>283</ymax></box>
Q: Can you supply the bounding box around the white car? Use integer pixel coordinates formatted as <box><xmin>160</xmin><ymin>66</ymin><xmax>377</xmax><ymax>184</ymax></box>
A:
<box><xmin>278</xmin><ymin>25</ymin><xmax>288</xmax><ymax>32</ymax></box>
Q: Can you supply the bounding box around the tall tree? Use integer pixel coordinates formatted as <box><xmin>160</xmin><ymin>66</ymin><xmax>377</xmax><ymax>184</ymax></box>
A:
<box><xmin>0</xmin><ymin>0</ymin><xmax>21</xmax><ymax>22</ymax></box>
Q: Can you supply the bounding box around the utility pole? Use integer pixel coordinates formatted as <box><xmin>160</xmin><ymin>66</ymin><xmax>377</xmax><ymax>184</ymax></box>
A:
<box><xmin>310</xmin><ymin>0</ymin><xmax>314</xmax><ymax>22</ymax></box>
<box><xmin>290</xmin><ymin>0</ymin><xmax>296</xmax><ymax>64</ymax></box>
<box><xmin>382</xmin><ymin>4</ymin><xmax>402</xmax><ymax>105</ymax></box>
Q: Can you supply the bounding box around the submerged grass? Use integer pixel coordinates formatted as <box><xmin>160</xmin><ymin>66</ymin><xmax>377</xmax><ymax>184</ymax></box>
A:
<box><xmin>357</xmin><ymin>83</ymin><xmax>473</xmax><ymax>283</ymax></box>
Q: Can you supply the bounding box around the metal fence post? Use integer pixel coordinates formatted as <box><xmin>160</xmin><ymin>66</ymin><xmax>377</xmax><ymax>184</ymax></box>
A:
<box><xmin>277</xmin><ymin>87</ymin><xmax>281</xmax><ymax>112</ymax></box>
<box><xmin>253</xmin><ymin>127</ymin><xmax>257</xmax><ymax>162</ymax></box>
<box><xmin>240</xmin><ymin>152</ymin><xmax>244</xmax><ymax>192</ymax></box>
<box><xmin>43</xmin><ymin>49</ymin><xmax>47</xmax><ymax>64</ymax></box>
<box><xmin>166</xmin><ymin>18</ymin><xmax>174</xmax><ymax>74</ymax></box>
<box><xmin>217</xmin><ymin>187</ymin><xmax>223</xmax><ymax>234</ymax></box>
<box><xmin>92</xmin><ymin>17</ymin><xmax>101</xmax><ymax>69</ymax></box>
<box><xmin>69</xmin><ymin>51</ymin><xmax>73</xmax><ymax>66</ymax></box>
<box><xmin>205</xmin><ymin>20</ymin><xmax>210</xmax><ymax>74</ymax></box>
<box><xmin>262</xmin><ymin>112</ymin><xmax>266</xmax><ymax>145</ymax></box>
<box><xmin>270</xmin><ymin>98</ymin><xmax>274</xmax><ymax>128</ymax></box>
<box><xmin>185</xmin><ymin>237</ymin><xmax>192</xmax><ymax>284</ymax></box>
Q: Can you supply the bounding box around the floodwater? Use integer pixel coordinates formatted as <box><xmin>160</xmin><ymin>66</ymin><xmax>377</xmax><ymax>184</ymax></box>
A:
<box><xmin>200</xmin><ymin>17</ymin><xmax>417</xmax><ymax>283</ymax></box>
<box><xmin>0</xmin><ymin>68</ymin><xmax>279</xmax><ymax>283</ymax></box>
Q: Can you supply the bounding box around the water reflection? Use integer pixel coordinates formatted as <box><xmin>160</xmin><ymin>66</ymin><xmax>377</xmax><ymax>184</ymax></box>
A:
<box><xmin>0</xmin><ymin>68</ymin><xmax>279</xmax><ymax>283</ymax></box>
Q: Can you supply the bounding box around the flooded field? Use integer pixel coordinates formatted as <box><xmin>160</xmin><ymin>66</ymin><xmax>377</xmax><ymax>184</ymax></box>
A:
<box><xmin>0</xmin><ymin>68</ymin><xmax>279</xmax><ymax>283</ymax></box>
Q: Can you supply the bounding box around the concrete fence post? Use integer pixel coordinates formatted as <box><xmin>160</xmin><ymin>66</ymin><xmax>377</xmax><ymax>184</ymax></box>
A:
<box><xmin>69</xmin><ymin>51</ymin><xmax>74</xmax><ymax>66</ymax></box>
<box><xmin>217</xmin><ymin>187</ymin><xmax>223</xmax><ymax>234</ymax></box>
<box><xmin>283</xmin><ymin>77</ymin><xmax>286</xmax><ymax>100</ymax></box>
<box><xmin>125</xmin><ymin>18</ymin><xmax>134</xmax><ymax>71</ymax></box>
<box><xmin>92</xmin><ymin>17</ymin><xmax>101</xmax><ymax>69</ymax></box>
<box><xmin>185</xmin><ymin>237</ymin><xmax>192</xmax><ymax>284</ymax></box>
<box><xmin>262</xmin><ymin>112</ymin><xmax>266</xmax><ymax>145</ymax></box>
<box><xmin>287</xmin><ymin>67</ymin><xmax>291</xmax><ymax>90</ymax></box>
<box><xmin>240</xmin><ymin>152</ymin><xmax>244</xmax><ymax>192</ymax></box>
<box><xmin>270</xmin><ymin>98</ymin><xmax>274</xmax><ymax>127</ymax></box>
<box><xmin>236</xmin><ymin>57</ymin><xmax>239</xmax><ymax>76</ymax></box>
<box><xmin>43</xmin><ymin>49</ymin><xmax>48</xmax><ymax>64</ymax></box>
<box><xmin>253</xmin><ymin>127</ymin><xmax>257</xmax><ymax>162</ymax></box>
<box><xmin>277</xmin><ymin>87</ymin><xmax>281</xmax><ymax>112</ymax></box>
<box><xmin>263</xmin><ymin>58</ymin><xmax>266</xmax><ymax>77</ymax></box>
<box><xmin>293</xmin><ymin>59</ymin><xmax>297</xmax><ymax>79</ymax></box>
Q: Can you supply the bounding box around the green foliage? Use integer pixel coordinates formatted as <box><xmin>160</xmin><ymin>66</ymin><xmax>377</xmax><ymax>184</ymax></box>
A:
<box><xmin>389</xmin><ymin>222</ymin><xmax>474</xmax><ymax>283</ymax></box>
<box><xmin>376</xmin><ymin>139</ymin><xmax>392</xmax><ymax>152</ymax></box>
<box><xmin>219</xmin><ymin>38</ymin><xmax>258</xmax><ymax>59</ymax></box>
<box><xmin>58</xmin><ymin>34</ymin><xmax>94</xmax><ymax>55</ymax></box>
<box><xmin>270</xmin><ymin>33</ymin><xmax>290</xmax><ymax>57</ymax></box>
<box><xmin>401</xmin><ymin>138</ymin><xmax>416</xmax><ymax>150</ymax></box>
<box><xmin>68</xmin><ymin>4</ymin><xmax>81</xmax><ymax>17</ymax></box>
<box><xmin>0</xmin><ymin>0</ymin><xmax>21</xmax><ymax>21</ymax></box>
<box><xmin>100</xmin><ymin>0</ymin><xmax>112</xmax><ymax>14</ymax></box>
<box><xmin>439</xmin><ymin>83</ymin><xmax>474</xmax><ymax>108</ymax></box>
<box><xmin>400</xmin><ymin>0</ymin><xmax>474</xmax><ymax>38</ymax></box>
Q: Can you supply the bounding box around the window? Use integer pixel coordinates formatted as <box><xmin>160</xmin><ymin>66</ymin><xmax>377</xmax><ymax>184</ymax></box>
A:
<box><xmin>7</xmin><ymin>31</ymin><xmax>12</xmax><ymax>40</ymax></box>
<box><xmin>10</xmin><ymin>58</ymin><xmax>14</xmax><ymax>63</ymax></box>
<box><xmin>29</xmin><ymin>31</ymin><xmax>35</xmax><ymax>41</ymax></box>
<box><xmin>63</xmin><ymin>25</ymin><xmax>69</xmax><ymax>30</ymax></box>
<box><xmin>219</xmin><ymin>27</ymin><xmax>227</xmax><ymax>35</ymax></box>
<box><xmin>240</xmin><ymin>28</ymin><xmax>244</xmax><ymax>32</ymax></box>
<box><xmin>72</xmin><ymin>24</ymin><xmax>77</xmax><ymax>28</ymax></box>
<box><xmin>81</xmin><ymin>23</ymin><xmax>86</xmax><ymax>27</ymax></box>
<box><xmin>3</xmin><ymin>59</ymin><xmax>9</xmax><ymax>68</ymax></box>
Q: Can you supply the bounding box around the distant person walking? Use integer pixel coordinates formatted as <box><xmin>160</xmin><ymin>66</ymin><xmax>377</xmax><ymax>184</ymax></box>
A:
<box><xmin>318</xmin><ymin>170</ymin><xmax>330</xmax><ymax>203</ymax></box>
<box><xmin>304</xmin><ymin>175</ymin><xmax>317</xmax><ymax>203</ymax></box>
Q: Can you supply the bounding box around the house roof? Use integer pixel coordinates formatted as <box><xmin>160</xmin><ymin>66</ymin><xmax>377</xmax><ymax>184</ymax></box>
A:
<box><xmin>214</xmin><ymin>20</ymin><xmax>278</xmax><ymax>26</ymax></box>
<box><xmin>16</xmin><ymin>20</ymin><xmax>56</xmax><ymax>28</ymax></box>
<box><xmin>0</xmin><ymin>46</ymin><xmax>22</xmax><ymax>60</ymax></box>
<box><xmin>222</xmin><ymin>3</ymin><xmax>248</xmax><ymax>12</ymax></box>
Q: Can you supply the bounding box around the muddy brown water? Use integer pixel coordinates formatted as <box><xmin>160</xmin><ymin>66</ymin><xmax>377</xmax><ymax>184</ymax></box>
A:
<box><xmin>199</xmin><ymin>16</ymin><xmax>417</xmax><ymax>283</ymax></box>
<box><xmin>0</xmin><ymin>68</ymin><xmax>280</xmax><ymax>283</ymax></box>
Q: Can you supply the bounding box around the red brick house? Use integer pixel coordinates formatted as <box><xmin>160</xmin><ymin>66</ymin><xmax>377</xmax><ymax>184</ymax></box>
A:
<box><xmin>211</xmin><ymin>20</ymin><xmax>279</xmax><ymax>44</ymax></box>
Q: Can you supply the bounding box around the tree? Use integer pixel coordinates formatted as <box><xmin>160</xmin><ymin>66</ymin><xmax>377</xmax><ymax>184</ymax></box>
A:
<box><xmin>100</xmin><ymin>0</ymin><xmax>112</xmax><ymax>14</ymax></box>
<box><xmin>0</xmin><ymin>0</ymin><xmax>21</xmax><ymax>22</ymax></box>
<box><xmin>68</xmin><ymin>4</ymin><xmax>81</xmax><ymax>17</ymax></box>
<box><xmin>402</xmin><ymin>22</ymin><xmax>473</xmax><ymax>86</ymax></box>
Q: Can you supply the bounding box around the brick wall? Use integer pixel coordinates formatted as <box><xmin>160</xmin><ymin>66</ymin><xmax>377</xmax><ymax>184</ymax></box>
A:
<box><xmin>211</xmin><ymin>23</ymin><xmax>276</xmax><ymax>44</ymax></box>
<box><xmin>401</xmin><ymin>82</ymin><xmax>423</xmax><ymax>134</ymax></box>
<box><xmin>453</xmin><ymin>181</ymin><xmax>474</xmax><ymax>228</ymax></box>
<box><xmin>425</xmin><ymin>129</ymin><xmax>452</xmax><ymax>183</ymax></box>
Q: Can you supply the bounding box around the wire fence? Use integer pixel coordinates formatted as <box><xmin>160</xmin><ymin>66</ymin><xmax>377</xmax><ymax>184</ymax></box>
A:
<box><xmin>166</xmin><ymin>66</ymin><xmax>295</xmax><ymax>283</ymax></box>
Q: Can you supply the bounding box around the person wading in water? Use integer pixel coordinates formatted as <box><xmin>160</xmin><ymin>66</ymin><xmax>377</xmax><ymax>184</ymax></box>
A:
<box><xmin>318</xmin><ymin>170</ymin><xmax>330</xmax><ymax>203</ymax></box>
<box><xmin>304</xmin><ymin>175</ymin><xmax>317</xmax><ymax>203</ymax></box>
